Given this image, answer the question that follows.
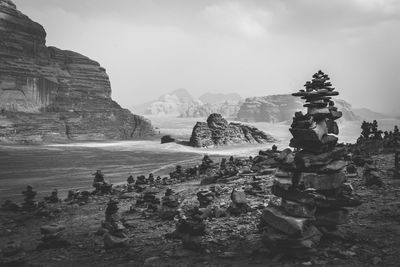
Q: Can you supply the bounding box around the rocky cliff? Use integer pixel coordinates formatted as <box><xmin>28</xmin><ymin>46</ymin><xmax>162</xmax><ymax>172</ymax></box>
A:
<box><xmin>189</xmin><ymin>113</ymin><xmax>274</xmax><ymax>147</ymax></box>
<box><xmin>0</xmin><ymin>0</ymin><xmax>155</xmax><ymax>143</ymax></box>
<box><xmin>236</xmin><ymin>94</ymin><xmax>359</xmax><ymax>123</ymax></box>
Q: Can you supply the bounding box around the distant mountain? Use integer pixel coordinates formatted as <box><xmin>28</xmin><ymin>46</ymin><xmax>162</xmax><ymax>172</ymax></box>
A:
<box><xmin>352</xmin><ymin>108</ymin><xmax>390</xmax><ymax>120</ymax></box>
<box><xmin>131</xmin><ymin>90</ymin><xmax>242</xmax><ymax>117</ymax></box>
<box><xmin>199</xmin><ymin>93</ymin><xmax>243</xmax><ymax>104</ymax></box>
<box><xmin>131</xmin><ymin>89</ymin><xmax>201</xmax><ymax>116</ymax></box>
<box><xmin>180</xmin><ymin>101</ymin><xmax>241</xmax><ymax>118</ymax></box>
<box><xmin>236</xmin><ymin>94</ymin><xmax>359</xmax><ymax>123</ymax></box>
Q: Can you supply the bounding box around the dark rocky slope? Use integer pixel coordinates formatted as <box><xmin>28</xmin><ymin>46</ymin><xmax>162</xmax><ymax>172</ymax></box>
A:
<box><xmin>0</xmin><ymin>0</ymin><xmax>154</xmax><ymax>143</ymax></box>
<box><xmin>189</xmin><ymin>113</ymin><xmax>274</xmax><ymax>147</ymax></box>
<box><xmin>237</xmin><ymin>94</ymin><xmax>359</xmax><ymax>123</ymax></box>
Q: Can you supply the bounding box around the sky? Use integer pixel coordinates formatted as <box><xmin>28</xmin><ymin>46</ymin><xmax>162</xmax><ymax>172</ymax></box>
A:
<box><xmin>12</xmin><ymin>0</ymin><xmax>400</xmax><ymax>114</ymax></box>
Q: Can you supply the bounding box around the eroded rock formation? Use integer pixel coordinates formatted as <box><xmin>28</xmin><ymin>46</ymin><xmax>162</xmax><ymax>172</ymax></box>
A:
<box><xmin>189</xmin><ymin>113</ymin><xmax>274</xmax><ymax>147</ymax></box>
<box><xmin>237</xmin><ymin>94</ymin><xmax>358</xmax><ymax>123</ymax></box>
<box><xmin>0</xmin><ymin>0</ymin><xmax>154</xmax><ymax>143</ymax></box>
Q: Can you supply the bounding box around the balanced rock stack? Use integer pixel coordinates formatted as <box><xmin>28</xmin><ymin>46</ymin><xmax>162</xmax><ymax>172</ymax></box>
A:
<box><xmin>159</xmin><ymin>188</ymin><xmax>180</xmax><ymax>220</ymax></box>
<box><xmin>21</xmin><ymin>185</ymin><xmax>37</xmax><ymax>210</ymax></box>
<box><xmin>260</xmin><ymin>70</ymin><xmax>361</xmax><ymax>256</ymax></box>
<box><xmin>197</xmin><ymin>189</ymin><xmax>215</xmax><ymax>208</ymax></box>
<box><xmin>102</xmin><ymin>198</ymin><xmax>128</xmax><ymax>249</ymax></box>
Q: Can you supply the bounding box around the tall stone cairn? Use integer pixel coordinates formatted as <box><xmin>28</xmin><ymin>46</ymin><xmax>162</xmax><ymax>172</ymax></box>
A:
<box><xmin>259</xmin><ymin>70</ymin><xmax>362</xmax><ymax>257</ymax></box>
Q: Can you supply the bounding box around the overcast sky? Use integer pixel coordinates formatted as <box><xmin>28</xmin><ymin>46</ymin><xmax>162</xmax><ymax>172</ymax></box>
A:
<box><xmin>13</xmin><ymin>0</ymin><xmax>400</xmax><ymax>114</ymax></box>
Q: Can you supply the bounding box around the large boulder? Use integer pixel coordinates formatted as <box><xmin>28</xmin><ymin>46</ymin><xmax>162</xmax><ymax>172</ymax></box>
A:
<box><xmin>189</xmin><ymin>113</ymin><xmax>274</xmax><ymax>147</ymax></box>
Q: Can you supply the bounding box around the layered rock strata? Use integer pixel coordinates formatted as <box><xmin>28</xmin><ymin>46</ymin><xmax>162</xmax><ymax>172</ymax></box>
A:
<box><xmin>0</xmin><ymin>0</ymin><xmax>154</xmax><ymax>143</ymax></box>
<box><xmin>237</xmin><ymin>94</ymin><xmax>358</xmax><ymax>123</ymax></box>
<box><xmin>259</xmin><ymin>70</ymin><xmax>361</xmax><ymax>256</ymax></box>
<box><xmin>189</xmin><ymin>113</ymin><xmax>274</xmax><ymax>147</ymax></box>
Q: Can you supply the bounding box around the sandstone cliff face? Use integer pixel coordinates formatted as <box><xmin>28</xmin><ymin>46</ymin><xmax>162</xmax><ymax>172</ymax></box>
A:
<box><xmin>189</xmin><ymin>113</ymin><xmax>274</xmax><ymax>147</ymax></box>
<box><xmin>0</xmin><ymin>0</ymin><xmax>154</xmax><ymax>143</ymax></box>
<box><xmin>236</xmin><ymin>94</ymin><xmax>359</xmax><ymax>123</ymax></box>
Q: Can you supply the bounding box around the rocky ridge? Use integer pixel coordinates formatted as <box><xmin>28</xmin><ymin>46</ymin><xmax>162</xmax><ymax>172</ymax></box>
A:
<box><xmin>189</xmin><ymin>113</ymin><xmax>274</xmax><ymax>147</ymax></box>
<box><xmin>237</xmin><ymin>94</ymin><xmax>359</xmax><ymax>123</ymax></box>
<box><xmin>0</xmin><ymin>0</ymin><xmax>154</xmax><ymax>143</ymax></box>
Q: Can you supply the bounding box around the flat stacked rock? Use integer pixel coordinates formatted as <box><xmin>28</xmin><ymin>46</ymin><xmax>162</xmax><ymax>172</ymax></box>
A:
<box><xmin>37</xmin><ymin>224</ymin><xmax>70</xmax><ymax>250</ymax></box>
<box><xmin>101</xmin><ymin>198</ymin><xmax>128</xmax><ymax>249</ymax></box>
<box><xmin>260</xmin><ymin>70</ymin><xmax>361</xmax><ymax>257</ymax></box>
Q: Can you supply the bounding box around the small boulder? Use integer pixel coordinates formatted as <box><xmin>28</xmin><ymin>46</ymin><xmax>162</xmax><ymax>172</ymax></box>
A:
<box><xmin>103</xmin><ymin>232</ymin><xmax>128</xmax><ymax>249</ymax></box>
<box><xmin>161</xmin><ymin>135</ymin><xmax>175</xmax><ymax>144</ymax></box>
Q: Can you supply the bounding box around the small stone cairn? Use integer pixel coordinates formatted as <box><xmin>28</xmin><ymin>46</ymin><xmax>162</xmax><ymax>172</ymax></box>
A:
<box><xmin>159</xmin><ymin>188</ymin><xmax>180</xmax><ymax>220</ymax></box>
<box><xmin>196</xmin><ymin>189</ymin><xmax>215</xmax><ymax>208</ymax></box>
<box><xmin>394</xmin><ymin>127</ymin><xmax>400</xmax><ymax>179</ymax></box>
<box><xmin>259</xmin><ymin>70</ymin><xmax>362</xmax><ymax>257</ymax></box>
<box><xmin>102</xmin><ymin>198</ymin><xmax>128</xmax><ymax>248</ymax></box>
<box><xmin>21</xmin><ymin>185</ymin><xmax>37</xmax><ymax>210</ymax></box>
<box><xmin>44</xmin><ymin>189</ymin><xmax>60</xmax><ymax>203</ymax></box>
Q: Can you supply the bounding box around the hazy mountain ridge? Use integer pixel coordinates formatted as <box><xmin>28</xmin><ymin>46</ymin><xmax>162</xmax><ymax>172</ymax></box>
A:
<box><xmin>236</xmin><ymin>94</ymin><xmax>359</xmax><ymax>123</ymax></box>
<box><xmin>131</xmin><ymin>89</ymin><xmax>242</xmax><ymax>117</ymax></box>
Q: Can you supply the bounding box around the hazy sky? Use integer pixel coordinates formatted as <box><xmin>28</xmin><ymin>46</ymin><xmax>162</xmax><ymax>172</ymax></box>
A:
<box><xmin>13</xmin><ymin>0</ymin><xmax>400</xmax><ymax>114</ymax></box>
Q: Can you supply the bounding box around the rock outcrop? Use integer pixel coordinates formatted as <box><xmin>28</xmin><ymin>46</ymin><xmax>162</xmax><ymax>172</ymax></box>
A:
<box><xmin>236</xmin><ymin>94</ymin><xmax>358</xmax><ymax>123</ymax></box>
<box><xmin>0</xmin><ymin>0</ymin><xmax>155</xmax><ymax>143</ymax></box>
<box><xmin>189</xmin><ymin>113</ymin><xmax>274</xmax><ymax>147</ymax></box>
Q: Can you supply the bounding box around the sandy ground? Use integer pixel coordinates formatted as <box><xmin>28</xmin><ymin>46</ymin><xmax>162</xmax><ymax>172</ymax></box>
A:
<box><xmin>1</xmin><ymin>153</ymin><xmax>400</xmax><ymax>266</ymax></box>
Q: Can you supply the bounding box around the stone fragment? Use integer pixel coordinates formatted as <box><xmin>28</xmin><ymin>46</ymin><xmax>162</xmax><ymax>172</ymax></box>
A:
<box><xmin>2</xmin><ymin>241</ymin><xmax>23</xmax><ymax>257</ymax></box>
<box><xmin>261</xmin><ymin>224</ymin><xmax>321</xmax><ymax>250</ymax></box>
<box><xmin>261</xmin><ymin>207</ymin><xmax>310</xmax><ymax>235</ymax></box>
<box><xmin>363</xmin><ymin>165</ymin><xmax>384</xmax><ymax>187</ymax></box>
<box><xmin>316</xmin><ymin>160</ymin><xmax>347</xmax><ymax>173</ymax></box>
<box><xmin>40</xmin><ymin>224</ymin><xmax>66</xmax><ymax>235</ymax></box>
<box><xmin>299</xmin><ymin>172</ymin><xmax>346</xmax><ymax>190</ymax></box>
<box><xmin>281</xmin><ymin>199</ymin><xmax>316</xmax><ymax>218</ymax></box>
<box><xmin>273</xmin><ymin>177</ymin><xmax>293</xmax><ymax>190</ymax></box>
<box><xmin>231</xmin><ymin>189</ymin><xmax>247</xmax><ymax>205</ymax></box>
<box><xmin>315</xmin><ymin>208</ymin><xmax>349</xmax><ymax>226</ymax></box>
<box><xmin>103</xmin><ymin>232</ymin><xmax>128</xmax><ymax>249</ymax></box>
<box><xmin>295</xmin><ymin>147</ymin><xmax>346</xmax><ymax>168</ymax></box>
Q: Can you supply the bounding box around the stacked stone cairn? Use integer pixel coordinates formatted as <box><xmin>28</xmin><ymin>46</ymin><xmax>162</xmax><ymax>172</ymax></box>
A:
<box><xmin>134</xmin><ymin>175</ymin><xmax>148</xmax><ymax>192</ymax></box>
<box><xmin>44</xmin><ymin>189</ymin><xmax>60</xmax><ymax>203</ymax></box>
<box><xmin>172</xmin><ymin>206</ymin><xmax>206</xmax><ymax>251</ymax></box>
<box><xmin>142</xmin><ymin>187</ymin><xmax>160</xmax><ymax>211</ymax></box>
<box><xmin>159</xmin><ymin>188</ymin><xmax>180</xmax><ymax>220</ymax></box>
<box><xmin>102</xmin><ymin>198</ymin><xmax>128</xmax><ymax>249</ymax></box>
<box><xmin>259</xmin><ymin>70</ymin><xmax>362</xmax><ymax>257</ymax></box>
<box><xmin>394</xmin><ymin>128</ymin><xmax>400</xmax><ymax>179</ymax></box>
<box><xmin>21</xmin><ymin>185</ymin><xmax>37</xmax><ymax>210</ymax></box>
<box><xmin>197</xmin><ymin>189</ymin><xmax>215</xmax><ymax>208</ymax></box>
<box><xmin>228</xmin><ymin>188</ymin><xmax>251</xmax><ymax>215</ymax></box>
<box><xmin>127</xmin><ymin>175</ymin><xmax>135</xmax><ymax>192</ymax></box>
